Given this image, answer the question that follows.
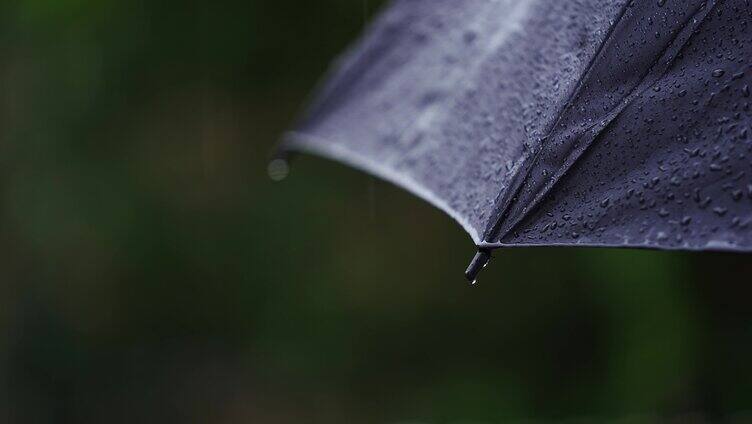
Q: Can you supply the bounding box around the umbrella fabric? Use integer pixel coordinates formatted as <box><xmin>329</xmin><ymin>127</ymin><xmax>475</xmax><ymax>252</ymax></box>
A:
<box><xmin>280</xmin><ymin>0</ymin><xmax>752</xmax><ymax>273</ymax></box>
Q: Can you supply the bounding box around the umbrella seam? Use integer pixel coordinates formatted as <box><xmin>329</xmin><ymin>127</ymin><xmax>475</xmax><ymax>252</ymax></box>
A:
<box><xmin>482</xmin><ymin>0</ymin><xmax>718</xmax><ymax>245</ymax></box>
<box><xmin>480</xmin><ymin>0</ymin><xmax>633</xmax><ymax>243</ymax></box>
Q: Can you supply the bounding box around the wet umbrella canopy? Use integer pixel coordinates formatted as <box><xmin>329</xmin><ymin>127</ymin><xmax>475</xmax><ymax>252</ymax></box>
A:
<box><xmin>277</xmin><ymin>0</ymin><xmax>752</xmax><ymax>282</ymax></box>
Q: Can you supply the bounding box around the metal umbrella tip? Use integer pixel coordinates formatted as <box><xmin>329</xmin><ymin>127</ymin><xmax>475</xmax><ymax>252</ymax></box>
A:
<box><xmin>464</xmin><ymin>249</ymin><xmax>491</xmax><ymax>285</ymax></box>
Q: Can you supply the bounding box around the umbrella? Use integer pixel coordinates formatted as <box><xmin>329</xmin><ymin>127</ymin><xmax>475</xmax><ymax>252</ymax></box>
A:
<box><xmin>274</xmin><ymin>0</ymin><xmax>752</xmax><ymax>283</ymax></box>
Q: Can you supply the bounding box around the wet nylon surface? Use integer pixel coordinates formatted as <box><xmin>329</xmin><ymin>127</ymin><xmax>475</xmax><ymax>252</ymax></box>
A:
<box><xmin>285</xmin><ymin>0</ymin><xmax>625</xmax><ymax>240</ymax></box>
<box><xmin>504</xmin><ymin>0</ymin><xmax>752</xmax><ymax>251</ymax></box>
<box><xmin>284</xmin><ymin>0</ymin><xmax>752</xmax><ymax>253</ymax></box>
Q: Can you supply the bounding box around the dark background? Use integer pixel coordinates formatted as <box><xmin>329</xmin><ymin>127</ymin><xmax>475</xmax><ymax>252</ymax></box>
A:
<box><xmin>1</xmin><ymin>1</ymin><xmax>752</xmax><ymax>422</ymax></box>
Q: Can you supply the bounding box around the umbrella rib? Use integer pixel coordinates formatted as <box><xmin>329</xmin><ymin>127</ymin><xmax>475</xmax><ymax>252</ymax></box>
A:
<box><xmin>479</xmin><ymin>0</ymin><xmax>634</xmax><ymax>245</ymax></box>
<box><xmin>479</xmin><ymin>0</ymin><xmax>718</xmax><ymax>248</ymax></box>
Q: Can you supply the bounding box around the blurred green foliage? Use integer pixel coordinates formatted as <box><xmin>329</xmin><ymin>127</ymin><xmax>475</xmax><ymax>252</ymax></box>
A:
<box><xmin>1</xmin><ymin>1</ymin><xmax>751</xmax><ymax>423</ymax></box>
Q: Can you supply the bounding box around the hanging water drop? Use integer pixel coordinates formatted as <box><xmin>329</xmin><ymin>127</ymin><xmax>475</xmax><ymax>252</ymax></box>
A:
<box><xmin>268</xmin><ymin>158</ymin><xmax>290</xmax><ymax>182</ymax></box>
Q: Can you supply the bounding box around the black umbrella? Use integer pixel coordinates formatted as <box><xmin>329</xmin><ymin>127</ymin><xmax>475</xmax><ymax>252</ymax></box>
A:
<box><xmin>275</xmin><ymin>0</ymin><xmax>752</xmax><ymax>283</ymax></box>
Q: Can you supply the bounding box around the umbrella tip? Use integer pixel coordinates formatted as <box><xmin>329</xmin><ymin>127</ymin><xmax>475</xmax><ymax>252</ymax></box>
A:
<box><xmin>464</xmin><ymin>248</ymin><xmax>492</xmax><ymax>285</ymax></box>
